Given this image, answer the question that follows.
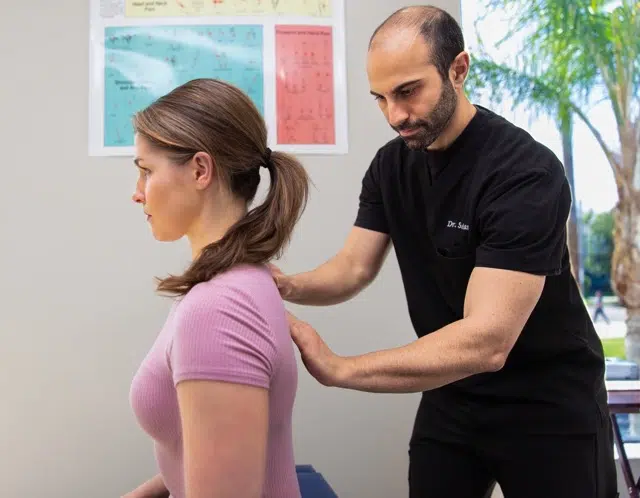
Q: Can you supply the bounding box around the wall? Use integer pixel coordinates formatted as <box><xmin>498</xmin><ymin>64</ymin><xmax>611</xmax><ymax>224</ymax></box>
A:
<box><xmin>2</xmin><ymin>0</ymin><xmax>637</xmax><ymax>496</ymax></box>
<box><xmin>3</xmin><ymin>0</ymin><xmax>637</xmax><ymax>496</ymax></box>
<box><xmin>0</xmin><ymin>1</ymin><xmax>459</xmax><ymax>497</ymax></box>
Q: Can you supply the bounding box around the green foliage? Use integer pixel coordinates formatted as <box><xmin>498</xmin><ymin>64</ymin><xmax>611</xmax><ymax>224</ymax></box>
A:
<box><xmin>582</xmin><ymin>209</ymin><xmax>614</xmax><ymax>292</ymax></box>
<box><xmin>468</xmin><ymin>0</ymin><xmax>639</xmax><ymax>143</ymax></box>
<box><xmin>602</xmin><ymin>337</ymin><xmax>625</xmax><ymax>359</ymax></box>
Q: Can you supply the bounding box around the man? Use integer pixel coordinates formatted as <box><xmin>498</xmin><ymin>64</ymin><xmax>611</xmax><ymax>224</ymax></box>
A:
<box><xmin>273</xmin><ymin>5</ymin><xmax>618</xmax><ymax>498</ymax></box>
<box><xmin>593</xmin><ymin>290</ymin><xmax>611</xmax><ymax>324</ymax></box>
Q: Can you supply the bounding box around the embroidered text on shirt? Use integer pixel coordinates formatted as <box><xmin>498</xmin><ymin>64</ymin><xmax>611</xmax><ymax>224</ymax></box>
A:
<box><xmin>447</xmin><ymin>221</ymin><xmax>470</xmax><ymax>231</ymax></box>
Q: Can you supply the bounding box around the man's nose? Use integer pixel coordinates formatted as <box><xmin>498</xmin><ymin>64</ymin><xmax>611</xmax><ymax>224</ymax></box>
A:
<box><xmin>387</xmin><ymin>101</ymin><xmax>410</xmax><ymax>128</ymax></box>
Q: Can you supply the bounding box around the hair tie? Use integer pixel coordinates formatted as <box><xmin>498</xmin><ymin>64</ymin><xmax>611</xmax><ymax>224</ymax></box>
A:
<box><xmin>261</xmin><ymin>147</ymin><xmax>274</xmax><ymax>172</ymax></box>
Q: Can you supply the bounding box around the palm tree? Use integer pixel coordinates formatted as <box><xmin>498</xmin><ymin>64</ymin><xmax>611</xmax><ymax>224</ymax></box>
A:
<box><xmin>466</xmin><ymin>0</ymin><xmax>639</xmax><ymax>359</ymax></box>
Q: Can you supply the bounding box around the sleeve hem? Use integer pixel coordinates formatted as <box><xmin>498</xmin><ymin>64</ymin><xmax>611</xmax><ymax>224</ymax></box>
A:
<box><xmin>354</xmin><ymin>217</ymin><xmax>389</xmax><ymax>234</ymax></box>
<box><xmin>475</xmin><ymin>252</ymin><xmax>566</xmax><ymax>277</ymax></box>
<box><xmin>173</xmin><ymin>370</ymin><xmax>270</xmax><ymax>389</ymax></box>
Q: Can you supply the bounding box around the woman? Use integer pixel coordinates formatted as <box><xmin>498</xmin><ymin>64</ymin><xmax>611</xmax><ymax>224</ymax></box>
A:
<box><xmin>123</xmin><ymin>78</ymin><xmax>310</xmax><ymax>498</ymax></box>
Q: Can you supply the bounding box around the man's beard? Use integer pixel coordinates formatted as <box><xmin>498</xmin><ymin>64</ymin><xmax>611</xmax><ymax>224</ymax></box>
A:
<box><xmin>394</xmin><ymin>79</ymin><xmax>457</xmax><ymax>150</ymax></box>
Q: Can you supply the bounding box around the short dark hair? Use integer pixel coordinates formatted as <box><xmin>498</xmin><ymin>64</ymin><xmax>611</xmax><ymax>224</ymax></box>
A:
<box><xmin>369</xmin><ymin>6</ymin><xmax>465</xmax><ymax>80</ymax></box>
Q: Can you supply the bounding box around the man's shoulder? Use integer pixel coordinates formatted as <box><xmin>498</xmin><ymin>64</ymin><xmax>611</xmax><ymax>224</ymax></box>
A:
<box><xmin>474</xmin><ymin>106</ymin><xmax>537</xmax><ymax>150</ymax></box>
<box><xmin>473</xmin><ymin>106</ymin><xmax>564</xmax><ymax>178</ymax></box>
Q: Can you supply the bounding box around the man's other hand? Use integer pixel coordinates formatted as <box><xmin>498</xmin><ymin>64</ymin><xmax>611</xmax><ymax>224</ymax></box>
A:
<box><xmin>286</xmin><ymin>311</ymin><xmax>346</xmax><ymax>387</ymax></box>
<box><xmin>267</xmin><ymin>263</ymin><xmax>296</xmax><ymax>300</ymax></box>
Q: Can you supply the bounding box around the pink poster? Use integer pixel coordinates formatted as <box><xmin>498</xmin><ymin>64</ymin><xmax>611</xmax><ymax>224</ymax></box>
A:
<box><xmin>275</xmin><ymin>25</ymin><xmax>335</xmax><ymax>145</ymax></box>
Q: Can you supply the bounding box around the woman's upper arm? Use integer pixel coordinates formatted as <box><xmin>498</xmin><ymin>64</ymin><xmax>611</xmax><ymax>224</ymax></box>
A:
<box><xmin>176</xmin><ymin>379</ymin><xmax>269</xmax><ymax>498</ymax></box>
<box><xmin>169</xmin><ymin>283</ymin><xmax>277</xmax><ymax>498</ymax></box>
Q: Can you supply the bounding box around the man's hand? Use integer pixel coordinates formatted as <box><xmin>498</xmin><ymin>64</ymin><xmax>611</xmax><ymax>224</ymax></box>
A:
<box><xmin>286</xmin><ymin>311</ymin><xmax>346</xmax><ymax>387</ymax></box>
<box><xmin>266</xmin><ymin>228</ymin><xmax>390</xmax><ymax>306</ymax></box>
<box><xmin>268</xmin><ymin>263</ymin><xmax>295</xmax><ymax>300</ymax></box>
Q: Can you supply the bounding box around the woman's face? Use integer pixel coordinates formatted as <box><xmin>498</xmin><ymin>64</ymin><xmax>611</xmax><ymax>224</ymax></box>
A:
<box><xmin>131</xmin><ymin>134</ymin><xmax>202</xmax><ymax>242</ymax></box>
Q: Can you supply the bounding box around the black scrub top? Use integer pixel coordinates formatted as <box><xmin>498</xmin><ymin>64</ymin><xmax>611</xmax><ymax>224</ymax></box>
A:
<box><xmin>355</xmin><ymin>106</ymin><xmax>608</xmax><ymax>441</ymax></box>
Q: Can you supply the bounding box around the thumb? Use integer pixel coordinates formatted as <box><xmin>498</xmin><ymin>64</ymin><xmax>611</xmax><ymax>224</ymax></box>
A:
<box><xmin>267</xmin><ymin>263</ymin><xmax>287</xmax><ymax>289</ymax></box>
<box><xmin>285</xmin><ymin>309</ymin><xmax>299</xmax><ymax>324</ymax></box>
<box><xmin>286</xmin><ymin>311</ymin><xmax>306</xmax><ymax>347</ymax></box>
<box><xmin>267</xmin><ymin>262</ymin><xmax>282</xmax><ymax>276</ymax></box>
<box><xmin>290</xmin><ymin>324</ymin><xmax>304</xmax><ymax>350</ymax></box>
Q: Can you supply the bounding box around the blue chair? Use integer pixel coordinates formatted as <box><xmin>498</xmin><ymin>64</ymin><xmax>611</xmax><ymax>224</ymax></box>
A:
<box><xmin>296</xmin><ymin>465</ymin><xmax>338</xmax><ymax>498</ymax></box>
<box><xmin>296</xmin><ymin>464</ymin><xmax>316</xmax><ymax>474</ymax></box>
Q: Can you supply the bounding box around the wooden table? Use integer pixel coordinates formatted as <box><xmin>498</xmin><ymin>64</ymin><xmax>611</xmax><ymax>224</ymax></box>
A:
<box><xmin>607</xmin><ymin>381</ymin><xmax>640</xmax><ymax>497</ymax></box>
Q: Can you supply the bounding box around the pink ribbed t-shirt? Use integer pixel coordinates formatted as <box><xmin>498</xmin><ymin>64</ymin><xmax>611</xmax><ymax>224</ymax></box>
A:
<box><xmin>129</xmin><ymin>264</ymin><xmax>300</xmax><ymax>498</ymax></box>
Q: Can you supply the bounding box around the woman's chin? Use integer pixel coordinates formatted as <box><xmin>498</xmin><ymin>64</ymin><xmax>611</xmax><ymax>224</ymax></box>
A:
<box><xmin>151</xmin><ymin>228</ymin><xmax>183</xmax><ymax>243</ymax></box>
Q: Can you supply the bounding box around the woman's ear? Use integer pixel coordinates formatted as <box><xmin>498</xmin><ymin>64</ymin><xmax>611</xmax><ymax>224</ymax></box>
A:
<box><xmin>191</xmin><ymin>151</ymin><xmax>216</xmax><ymax>190</ymax></box>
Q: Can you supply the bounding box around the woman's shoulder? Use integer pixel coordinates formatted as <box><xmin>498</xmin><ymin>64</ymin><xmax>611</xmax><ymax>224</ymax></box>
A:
<box><xmin>167</xmin><ymin>265</ymin><xmax>288</xmax><ymax>389</ymax></box>
<box><xmin>179</xmin><ymin>264</ymin><xmax>281</xmax><ymax>317</ymax></box>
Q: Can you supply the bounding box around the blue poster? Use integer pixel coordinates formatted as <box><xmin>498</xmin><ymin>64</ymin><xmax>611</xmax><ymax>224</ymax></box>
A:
<box><xmin>104</xmin><ymin>25</ymin><xmax>264</xmax><ymax>147</ymax></box>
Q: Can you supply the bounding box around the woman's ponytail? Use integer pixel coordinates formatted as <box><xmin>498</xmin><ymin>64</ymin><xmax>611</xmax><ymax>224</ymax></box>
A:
<box><xmin>234</xmin><ymin>149</ymin><xmax>310</xmax><ymax>261</ymax></box>
<box><xmin>156</xmin><ymin>149</ymin><xmax>310</xmax><ymax>297</ymax></box>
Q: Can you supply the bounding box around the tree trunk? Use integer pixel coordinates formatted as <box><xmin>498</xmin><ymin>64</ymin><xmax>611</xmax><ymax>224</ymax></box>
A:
<box><xmin>614</xmin><ymin>124</ymin><xmax>640</xmax><ymax>433</ymax></box>
<box><xmin>561</xmin><ymin>117</ymin><xmax>581</xmax><ymax>285</ymax></box>
<box><xmin>614</xmin><ymin>124</ymin><xmax>640</xmax><ymax>311</ymax></box>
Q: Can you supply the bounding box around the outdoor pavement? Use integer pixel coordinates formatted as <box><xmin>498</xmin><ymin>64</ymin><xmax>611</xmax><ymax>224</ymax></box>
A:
<box><xmin>587</xmin><ymin>304</ymin><xmax>627</xmax><ymax>339</ymax></box>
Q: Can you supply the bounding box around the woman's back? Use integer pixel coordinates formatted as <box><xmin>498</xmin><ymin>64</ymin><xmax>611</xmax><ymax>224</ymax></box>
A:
<box><xmin>130</xmin><ymin>264</ymin><xmax>300</xmax><ymax>498</ymax></box>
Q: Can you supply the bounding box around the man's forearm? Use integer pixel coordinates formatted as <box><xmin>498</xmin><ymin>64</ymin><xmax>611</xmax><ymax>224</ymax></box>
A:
<box><xmin>334</xmin><ymin>318</ymin><xmax>507</xmax><ymax>393</ymax></box>
<box><xmin>288</xmin><ymin>254</ymin><xmax>372</xmax><ymax>306</ymax></box>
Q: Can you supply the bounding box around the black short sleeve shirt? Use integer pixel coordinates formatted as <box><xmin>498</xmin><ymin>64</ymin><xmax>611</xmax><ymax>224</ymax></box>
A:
<box><xmin>474</xmin><ymin>139</ymin><xmax>571</xmax><ymax>276</ymax></box>
<box><xmin>354</xmin><ymin>106</ymin><xmax>607</xmax><ymax>438</ymax></box>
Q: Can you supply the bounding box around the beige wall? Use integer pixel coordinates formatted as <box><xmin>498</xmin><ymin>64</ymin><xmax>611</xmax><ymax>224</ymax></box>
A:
<box><xmin>3</xmin><ymin>0</ymin><xmax>635</xmax><ymax>495</ymax></box>
<box><xmin>0</xmin><ymin>1</ymin><xmax>555</xmax><ymax>497</ymax></box>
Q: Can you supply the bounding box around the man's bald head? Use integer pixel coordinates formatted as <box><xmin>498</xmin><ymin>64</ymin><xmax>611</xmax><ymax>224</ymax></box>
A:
<box><xmin>369</xmin><ymin>5</ymin><xmax>465</xmax><ymax>80</ymax></box>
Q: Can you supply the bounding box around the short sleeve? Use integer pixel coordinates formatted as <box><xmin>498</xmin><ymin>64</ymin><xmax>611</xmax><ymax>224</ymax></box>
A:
<box><xmin>354</xmin><ymin>151</ymin><xmax>389</xmax><ymax>234</ymax></box>
<box><xmin>168</xmin><ymin>284</ymin><xmax>276</xmax><ymax>389</ymax></box>
<box><xmin>475</xmin><ymin>162</ymin><xmax>571</xmax><ymax>276</ymax></box>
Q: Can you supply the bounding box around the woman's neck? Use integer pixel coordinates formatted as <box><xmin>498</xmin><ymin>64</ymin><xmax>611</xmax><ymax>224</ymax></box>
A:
<box><xmin>187</xmin><ymin>200</ymin><xmax>247</xmax><ymax>260</ymax></box>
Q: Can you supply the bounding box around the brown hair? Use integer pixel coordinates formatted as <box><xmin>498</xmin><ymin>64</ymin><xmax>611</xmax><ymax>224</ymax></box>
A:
<box><xmin>132</xmin><ymin>78</ymin><xmax>310</xmax><ymax>297</ymax></box>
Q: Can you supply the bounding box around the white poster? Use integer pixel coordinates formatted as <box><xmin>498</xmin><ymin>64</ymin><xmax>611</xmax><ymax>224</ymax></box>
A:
<box><xmin>88</xmin><ymin>0</ymin><xmax>348</xmax><ymax>157</ymax></box>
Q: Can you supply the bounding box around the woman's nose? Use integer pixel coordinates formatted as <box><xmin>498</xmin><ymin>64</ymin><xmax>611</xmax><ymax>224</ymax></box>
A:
<box><xmin>132</xmin><ymin>191</ymin><xmax>145</xmax><ymax>203</ymax></box>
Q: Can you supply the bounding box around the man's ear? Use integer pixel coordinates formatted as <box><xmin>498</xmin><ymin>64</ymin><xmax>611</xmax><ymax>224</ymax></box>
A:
<box><xmin>450</xmin><ymin>51</ymin><xmax>470</xmax><ymax>88</ymax></box>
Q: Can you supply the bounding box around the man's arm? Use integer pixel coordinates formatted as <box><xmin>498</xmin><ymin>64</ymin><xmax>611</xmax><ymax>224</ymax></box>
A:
<box><xmin>281</xmin><ymin>226</ymin><xmax>391</xmax><ymax>306</ymax></box>
<box><xmin>328</xmin><ymin>266</ymin><xmax>544</xmax><ymax>393</ymax></box>
<box><xmin>275</xmin><ymin>148</ymin><xmax>391</xmax><ymax>306</ymax></box>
